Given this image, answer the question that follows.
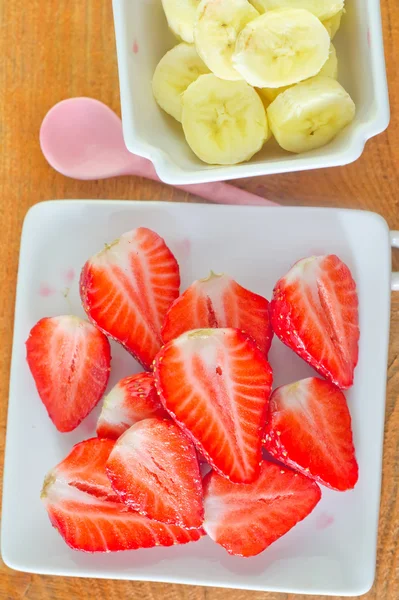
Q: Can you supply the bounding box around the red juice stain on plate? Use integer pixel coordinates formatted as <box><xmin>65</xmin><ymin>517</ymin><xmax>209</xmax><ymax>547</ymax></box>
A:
<box><xmin>39</xmin><ymin>283</ymin><xmax>56</xmax><ymax>298</ymax></box>
<box><xmin>316</xmin><ymin>513</ymin><xmax>334</xmax><ymax>530</ymax></box>
<box><xmin>63</xmin><ymin>268</ymin><xmax>75</xmax><ymax>284</ymax></box>
<box><xmin>175</xmin><ymin>238</ymin><xmax>191</xmax><ymax>256</ymax></box>
<box><xmin>133</xmin><ymin>40</ymin><xmax>139</xmax><ymax>54</ymax></box>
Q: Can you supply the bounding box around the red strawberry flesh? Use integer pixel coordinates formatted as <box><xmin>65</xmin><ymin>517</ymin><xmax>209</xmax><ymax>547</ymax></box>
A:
<box><xmin>97</xmin><ymin>372</ymin><xmax>168</xmax><ymax>440</ymax></box>
<box><xmin>154</xmin><ymin>328</ymin><xmax>273</xmax><ymax>484</ymax></box>
<box><xmin>264</xmin><ymin>377</ymin><xmax>359</xmax><ymax>491</ymax></box>
<box><xmin>269</xmin><ymin>255</ymin><xmax>359</xmax><ymax>389</ymax></box>
<box><xmin>26</xmin><ymin>315</ymin><xmax>111</xmax><ymax>432</ymax></box>
<box><xmin>42</xmin><ymin>479</ymin><xmax>203</xmax><ymax>553</ymax></box>
<box><xmin>80</xmin><ymin>227</ymin><xmax>180</xmax><ymax>370</ymax></box>
<box><xmin>53</xmin><ymin>438</ymin><xmax>119</xmax><ymax>501</ymax></box>
<box><xmin>203</xmin><ymin>460</ymin><xmax>321</xmax><ymax>557</ymax></box>
<box><xmin>162</xmin><ymin>272</ymin><xmax>273</xmax><ymax>354</ymax></box>
<box><xmin>106</xmin><ymin>418</ymin><xmax>204</xmax><ymax>528</ymax></box>
<box><xmin>41</xmin><ymin>437</ymin><xmax>204</xmax><ymax>552</ymax></box>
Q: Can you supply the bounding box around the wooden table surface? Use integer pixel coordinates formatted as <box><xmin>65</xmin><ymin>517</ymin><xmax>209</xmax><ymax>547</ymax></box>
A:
<box><xmin>0</xmin><ymin>1</ymin><xmax>398</xmax><ymax>599</ymax></box>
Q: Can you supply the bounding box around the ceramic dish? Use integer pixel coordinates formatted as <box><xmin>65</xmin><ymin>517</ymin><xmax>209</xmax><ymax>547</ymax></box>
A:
<box><xmin>2</xmin><ymin>200</ymin><xmax>397</xmax><ymax>595</ymax></box>
<box><xmin>113</xmin><ymin>0</ymin><xmax>390</xmax><ymax>185</ymax></box>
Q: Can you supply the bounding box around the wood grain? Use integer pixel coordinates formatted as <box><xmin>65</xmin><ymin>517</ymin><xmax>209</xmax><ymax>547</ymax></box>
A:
<box><xmin>0</xmin><ymin>1</ymin><xmax>398</xmax><ymax>599</ymax></box>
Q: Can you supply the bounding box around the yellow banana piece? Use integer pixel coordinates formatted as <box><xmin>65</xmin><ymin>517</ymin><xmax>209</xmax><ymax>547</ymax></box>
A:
<box><xmin>322</xmin><ymin>10</ymin><xmax>343</xmax><ymax>39</ymax></box>
<box><xmin>233</xmin><ymin>9</ymin><xmax>331</xmax><ymax>88</ymax></box>
<box><xmin>182</xmin><ymin>74</ymin><xmax>268</xmax><ymax>165</ymax></box>
<box><xmin>267</xmin><ymin>76</ymin><xmax>355</xmax><ymax>153</ymax></box>
<box><xmin>320</xmin><ymin>43</ymin><xmax>339</xmax><ymax>78</ymax></box>
<box><xmin>152</xmin><ymin>43</ymin><xmax>210</xmax><ymax>122</ymax></box>
<box><xmin>194</xmin><ymin>0</ymin><xmax>259</xmax><ymax>81</ymax></box>
<box><xmin>161</xmin><ymin>0</ymin><xmax>201</xmax><ymax>43</ymax></box>
<box><xmin>249</xmin><ymin>0</ymin><xmax>344</xmax><ymax>22</ymax></box>
<box><xmin>258</xmin><ymin>43</ymin><xmax>338</xmax><ymax>105</ymax></box>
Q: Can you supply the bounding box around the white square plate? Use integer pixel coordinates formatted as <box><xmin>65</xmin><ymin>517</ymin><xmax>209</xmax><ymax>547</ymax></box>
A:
<box><xmin>2</xmin><ymin>200</ymin><xmax>392</xmax><ymax>596</ymax></box>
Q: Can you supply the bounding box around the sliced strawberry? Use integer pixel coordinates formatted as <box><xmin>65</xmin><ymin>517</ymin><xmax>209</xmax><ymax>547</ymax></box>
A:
<box><xmin>96</xmin><ymin>372</ymin><xmax>169</xmax><ymax>440</ymax></box>
<box><xmin>80</xmin><ymin>227</ymin><xmax>180</xmax><ymax>370</ymax></box>
<box><xmin>26</xmin><ymin>315</ymin><xmax>111</xmax><ymax>432</ymax></box>
<box><xmin>162</xmin><ymin>272</ymin><xmax>273</xmax><ymax>354</ymax></box>
<box><xmin>106</xmin><ymin>418</ymin><xmax>203</xmax><ymax>528</ymax></box>
<box><xmin>203</xmin><ymin>460</ymin><xmax>321</xmax><ymax>557</ymax></box>
<box><xmin>154</xmin><ymin>328</ymin><xmax>273</xmax><ymax>484</ymax></box>
<box><xmin>42</xmin><ymin>478</ymin><xmax>204</xmax><ymax>553</ymax></box>
<box><xmin>264</xmin><ymin>377</ymin><xmax>358</xmax><ymax>491</ymax></box>
<box><xmin>41</xmin><ymin>436</ymin><xmax>204</xmax><ymax>552</ymax></box>
<box><xmin>269</xmin><ymin>255</ymin><xmax>359</xmax><ymax>389</ymax></box>
<box><xmin>53</xmin><ymin>438</ymin><xmax>119</xmax><ymax>501</ymax></box>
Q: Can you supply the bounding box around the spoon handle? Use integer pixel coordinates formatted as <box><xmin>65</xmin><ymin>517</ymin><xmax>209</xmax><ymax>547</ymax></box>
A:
<box><xmin>130</xmin><ymin>156</ymin><xmax>278</xmax><ymax>207</ymax></box>
<box><xmin>176</xmin><ymin>180</ymin><xmax>279</xmax><ymax>207</ymax></box>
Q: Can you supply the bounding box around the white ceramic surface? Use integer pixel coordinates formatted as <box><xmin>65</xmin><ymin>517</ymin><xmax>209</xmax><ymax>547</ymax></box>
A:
<box><xmin>1</xmin><ymin>201</ymin><xmax>394</xmax><ymax>595</ymax></box>
<box><xmin>113</xmin><ymin>0</ymin><xmax>390</xmax><ymax>185</ymax></box>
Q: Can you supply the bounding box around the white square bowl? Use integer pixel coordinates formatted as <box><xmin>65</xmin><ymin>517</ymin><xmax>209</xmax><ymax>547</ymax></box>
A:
<box><xmin>113</xmin><ymin>0</ymin><xmax>390</xmax><ymax>185</ymax></box>
<box><xmin>1</xmin><ymin>200</ymin><xmax>393</xmax><ymax>595</ymax></box>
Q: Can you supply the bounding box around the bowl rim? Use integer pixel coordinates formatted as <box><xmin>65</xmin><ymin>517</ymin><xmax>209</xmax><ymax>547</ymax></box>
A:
<box><xmin>113</xmin><ymin>0</ymin><xmax>390</xmax><ymax>184</ymax></box>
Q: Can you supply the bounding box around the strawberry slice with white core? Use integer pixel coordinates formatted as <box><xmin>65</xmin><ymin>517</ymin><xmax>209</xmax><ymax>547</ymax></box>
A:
<box><xmin>162</xmin><ymin>272</ymin><xmax>273</xmax><ymax>354</ymax></box>
<box><xmin>80</xmin><ymin>227</ymin><xmax>180</xmax><ymax>370</ymax></box>
<box><xmin>53</xmin><ymin>438</ymin><xmax>119</xmax><ymax>501</ymax></box>
<box><xmin>203</xmin><ymin>460</ymin><xmax>321</xmax><ymax>557</ymax></box>
<box><xmin>96</xmin><ymin>373</ymin><xmax>169</xmax><ymax>440</ymax></box>
<box><xmin>42</xmin><ymin>479</ymin><xmax>204</xmax><ymax>553</ymax></box>
<box><xmin>26</xmin><ymin>315</ymin><xmax>111</xmax><ymax>432</ymax></box>
<box><xmin>154</xmin><ymin>328</ymin><xmax>273</xmax><ymax>484</ymax></box>
<box><xmin>41</xmin><ymin>436</ymin><xmax>204</xmax><ymax>552</ymax></box>
<box><xmin>264</xmin><ymin>377</ymin><xmax>359</xmax><ymax>491</ymax></box>
<box><xmin>106</xmin><ymin>418</ymin><xmax>203</xmax><ymax>528</ymax></box>
<box><xmin>269</xmin><ymin>255</ymin><xmax>359</xmax><ymax>389</ymax></box>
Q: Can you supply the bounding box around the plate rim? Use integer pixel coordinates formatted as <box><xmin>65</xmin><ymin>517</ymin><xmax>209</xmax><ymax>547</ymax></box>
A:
<box><xmin>2</xmin><ymin>199</ymin><xmax>391</xmax><ymax>596</ymax></box>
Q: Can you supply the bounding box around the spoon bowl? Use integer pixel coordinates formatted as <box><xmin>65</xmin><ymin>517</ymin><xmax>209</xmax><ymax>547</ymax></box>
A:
<box><xmin>40</xmin><ymin>97</ymin><xmax>277</xmax><ymax>206</ymax></box>
<box><xmin>40</xmin><ymin>97</ymin><xmax>143</xmax><ymax>179</ymax></box>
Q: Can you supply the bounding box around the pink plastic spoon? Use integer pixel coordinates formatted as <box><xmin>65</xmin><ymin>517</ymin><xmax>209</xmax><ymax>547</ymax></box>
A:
<box><xmin>40</xmin><ymin>98</ymin><xmax>278</xmax><ymax>207</ymax></box>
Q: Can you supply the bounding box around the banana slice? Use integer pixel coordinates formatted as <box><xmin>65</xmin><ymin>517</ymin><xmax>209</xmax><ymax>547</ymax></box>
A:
<box><xmin>322</xmin><ymin>10</ymin><xmax>343</xmax><ymax>39</ymax></box>
<box><xmin>249</xmin><ymin>0</ymin><xmax>344</xmax><ymax>22</ymax></box>
<box><xmin>182</xmin><ymin>74</ymin><xmax>268</xmax><ymax>165</ymax></box>
<box><xmin>267</xmin><ymin>76</ymin><xmax>355</xmax><ymax>153</ymax></box>
<box><xmin>233</xmin><ymin>9</ymin><xmax>331</xmax><ymax>88</ymax></box>
<box><xmin>152</xmin><ymin>43</ymin><xmax>210</xmax><ymax>122</ymax></box>
<box><xmin>258</xmin><ymin>42</ymin><xmax>338</xmax><ymax>106</ymax></box>
<box><xmin>161</xmin><ymin>0</ymin><xmax>201</xmax><ymax>43</ymax></box>
<box><xmin>194</xmin><ymin>0</ymin><xmax>259</xmax><ymax>81</ymax></box>
<box><xmin>320</xmin><ymin>43</ymin><xmax>338</xmax><ymax>78</ymax></box>
<box><xmin>257</xmin><ymin>86</ymin><xmax>289</xmax><ymax>108</ymax></box>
